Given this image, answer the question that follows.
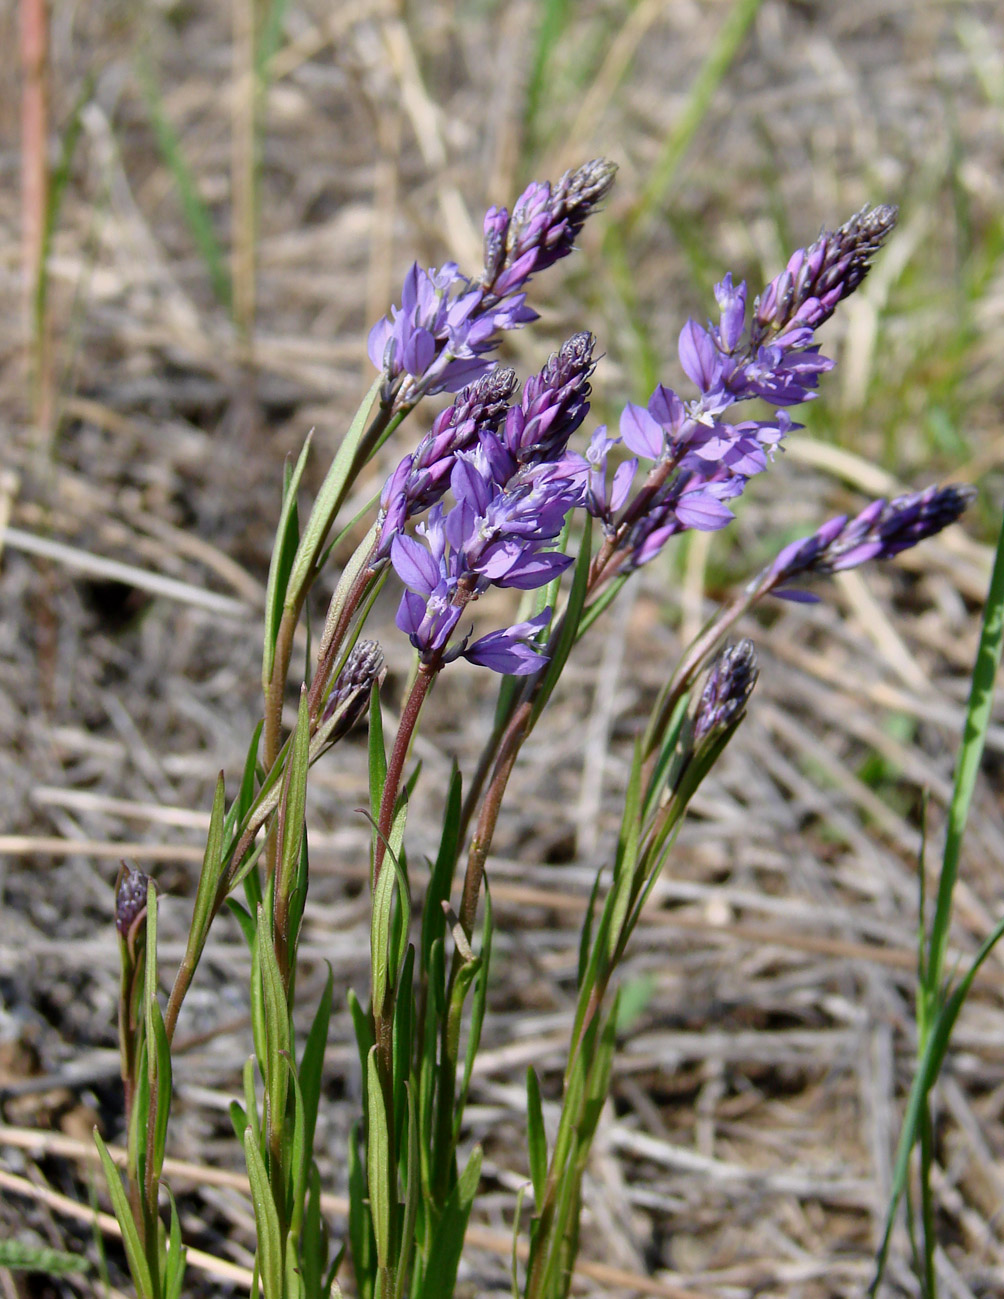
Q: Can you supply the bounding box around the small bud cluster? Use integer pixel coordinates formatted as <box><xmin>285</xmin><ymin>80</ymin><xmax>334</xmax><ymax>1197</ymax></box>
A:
<box><xmin>115</xmin><ymin>865</ymin><xmax>150</xmax><ymax>938</ymax></box>
<box><xmin>767</xmin><ymin>484</ymin><xmax>978</xmax><ymax>597</ymax></box>
<box><xmin>694</xmin><ymin>640</ymin><xmax>759</xmax><ymax>741</ymax></box>
<box><xmin>323</xmin><ymin>640</ymin><xmax>386</xmax><ymax>738</ymax></box>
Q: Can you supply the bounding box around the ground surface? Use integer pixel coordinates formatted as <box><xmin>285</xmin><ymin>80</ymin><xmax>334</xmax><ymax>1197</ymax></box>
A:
<box><xmin>2</xmin><ymin>2</ymin><xmax>1004</xmax><ymax>1296</ymax></box>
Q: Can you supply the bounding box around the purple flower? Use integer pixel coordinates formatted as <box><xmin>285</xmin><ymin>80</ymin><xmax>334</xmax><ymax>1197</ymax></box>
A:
<box><xmin>462</xmin><ymin>609</ymin><xmax>552</xmax><ymax>675</ymax></box>
<box><xmin>593</xmin><ymin>207</ymin><xmax>898</xmax><ymax>574</ymax></box>
<box><xmin>502</xmin><ymin>332</ymin><xmax>595</xmax><ymax>465</ymax></box>
<box><xmin>370</xmin><ymin>161</ymin><xmax>615</xmax><ymax>402</ymax></box>
<box><xmin>583</xmin><ymin>427</ymin><xmax>636</xmax><ymax>527</ymax></box>
<box><xmin>694</xmin><ymin>640</ymin><xmax>759</xmax><ymax>741</ymax></box>
<box><xmin>368</xmin><ymin>261</ymin><xmax>526</xmax><ymax>397</ymax></box>
<box><xmin>376</xmin><ymin>367</ymin><xmax>519</xmax><ymax>558</ymax></box>
<box><xmin>752</xmin><ymin>204</ymin><xmax>898</xmax><ymax>344</ymax></box>
<box><xmin>390</xmin><ymin>435</ymin><xmax>585</xmax><ymax>671</ymax></box>
<box><xmin>767</xmin><ymin>483</ymin><xmax>976</xmax><ymax>598</ymax></box>
<box><xmin>481</xmin><ymin>159</ymin><xmax>617</xmax><ymax>299</ymax></box>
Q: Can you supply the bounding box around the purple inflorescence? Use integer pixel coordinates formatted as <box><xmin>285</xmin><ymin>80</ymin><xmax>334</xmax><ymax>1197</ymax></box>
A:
<box><xmin>376</xmin><ymin>368</ymin><xmax>519</xmax><ymax>559</ymax></box>
<box><xmin>693</xmin><ymin>640</ymin><xmax>759</xmax><ymax>741</ymax></box>
<box><xmin>369</xmin><ymin>161</ymin><xmax>614</xmax><ymax>401</ymax></box>
<box><xmin>480</xmin><ymin>159</ymin><xmax>617</xmax><ymax>299</ymax></box>
<box><xmin>385</xmin><ymin>336</ymin><xmax>596</xmax><ymax>674</ymax></box>
<box><xmin>767</xmin><ymin>483</ymin><xmax>977</xmax><ymax>598</ymax></box>
<box><xmin>583</xmin><ymin>206</ymin><xmax>899</xmax><ymax>570</ymax></box>
<box><xmin>115</xmin><ymin>865</ymin><xmax>150</xmax><ymax>937</ymax></box>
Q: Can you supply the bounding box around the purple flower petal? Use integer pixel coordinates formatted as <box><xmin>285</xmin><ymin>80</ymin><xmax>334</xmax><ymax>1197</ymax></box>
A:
<box><xmin>620</xmin><ymin>402</ymin><xmax>665</xmax><ymax>460</ymax></box>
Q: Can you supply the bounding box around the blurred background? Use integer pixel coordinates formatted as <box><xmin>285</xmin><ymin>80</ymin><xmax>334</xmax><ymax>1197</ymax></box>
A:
<box><xmin>2</xmin><ymin>2</ymin><xmax>1004</xmax><ymax>1295</ymax></box>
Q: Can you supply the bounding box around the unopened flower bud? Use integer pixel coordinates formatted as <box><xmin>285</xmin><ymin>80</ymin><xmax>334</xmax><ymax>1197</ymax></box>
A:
<box><xmin>115</xmin><ymin>864</ymin><xmax>150</xmax><ymax>937</ymax></box>
<box><xmin>694</xmin><ymin>640</ymin><xmax>758</xmax><ymax>740</ymax></box>
<box><xmin>323</xmin><ymin>640</ymin><xmax>385</xmax><ymax>740</ymax></box>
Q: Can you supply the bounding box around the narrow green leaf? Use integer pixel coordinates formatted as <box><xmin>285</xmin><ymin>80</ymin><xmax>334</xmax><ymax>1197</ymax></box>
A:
<box><xmin>93</xmin><ymin>1132</ymin><xmax>154</xmax><ymax>1299</ymax></box>
<box><xmin>529</xmin><ymin>515</ymin><xmax>593</xmax><ymax>729</ymax></box>
<box><xmin>394</xmin><ymin>1085</ymin><xmax>420</xmax><ymax>1299</ymax></box>
<box><xmin>526</xmin><ymin>1067</ymin><xmax>547</xmax><ymax>1205</ymax></box>
<box><xmin>227</xmin><ymin>897</ymin><xmax>258</xmax><ymax>952</ymax></box>
<box><xmin>299</xmin><ymin>965</ymin><xmax>334</xmax><ymax>1168</ymax></box>
<box><xmin>393</xmin><ymin>946</ymin><xmax>415</xmax><ymax>1152</ymax></box>
<box><xmin>368</xmin><ymin>680</ymin><xmax>387</xmax><ymax>832</ymax></box>
<box><xmin>136</xmin><ymin>55</ymin><xmax>231</xmax><ymax>309</ymax></box>
<box><xmin>263</xmin><ymin>435</ymin><xmax>313</xmax><ymax>688</ymax></box>
<box><xmin>577</xmin><ymin>867</ymin><xmax>604</xmax><ymax>987</ymax></box>
<box><xmin>284</xmin><ymin>1054</ymin><xmax>309</xmax><ymax>1240</ymax></box>
<box><xmin>871</xmin><ymin>906</ymin><xmax>1004</xmax><ymax>1293</ymax></box>
<box><xmin>370</xmin><ymin>850</ymin><xmax>397</xmax><ymax>1022</ymax></box>
<box><xmin>188</xmin><ymin>773</ymin><xmax>227</xmax><ymax>956</ymax></box>
<box><xmin>255</xmin><ymin>905</ymin><xmax>292</xmax><ymax>1131</ymax></box>
<box><xmin>285</xmin><ymin>1228</ymin><xmax>306</xmax><ymax>1299</ymax></box>
<box><xmin>422</xmin><ymin>1145</ymin><xmax>482</xmax><ymax>1299</ymax></box>
<box><xmin>244</xmin><ymin>1057</ymin><xmax>262</xmax><ymax>1152</ymax></box>
<box><xmin>163</xmin><ymin>1184</ymin><xmax>187</xmax><ymax>1299</ymax></box>
<box><xmin>149</xmin><ymin>999</ymin><xmax>173</xmax><ymax>1182</ymax></box>
<box><xmin>365</xmin><ymin>1049</ymin><xmax>392</xmax><ymax>1269</ymax></box>
<box><xmin>285</xmin><ymin>376</ymin><xmax>382</xmax><ymax>611</ymax></box>
<box><xmin>925</xmin><ymin>506</ymin><xmax>1004</xmax><ymax>1008</ymax></box>
<box><xmin>277</xmin><ymin>688</ymin><xmax>311</xmax><ymax>932</ymax></box>
<box><xmin>245</xmin><ymin>1127</ymin><xmax>284</xmax><ymax>1299</ymax></box>
<box><xmin>348</xmin><ymin>1120</ymin><xmax>374</xmax><ymax>1299</ymax></box>
<box><xmin>229</xmin><ymin>1099</ymin><xmax>248</xmax><ymax>1144</ymax></box>
<box><xmin>456</xmin><ymin>883</ymin><xmax>493</xmax><ymax>1129</ymax></box>
<box><xmin>348</xmin><ymin>988</ymin><xmax>375</xmax><ymax>1085</ymax></box>
<box><xmin>422</xmin><ymin>766</ymin><xmax>463</xmax><ymax>973</ymax></box>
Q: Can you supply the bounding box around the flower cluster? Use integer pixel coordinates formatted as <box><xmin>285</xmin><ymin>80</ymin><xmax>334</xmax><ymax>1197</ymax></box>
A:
<box><xmin>693</xmin><ymin>640</ymin><xmax>759</xmax><ymax>741</ymax></box>
<box><xmin>384</xmin><ymin>336</ymin><xmax>595</xmax><ymax>673</ymax></box>
<box><xmin>368</xmin><ymin>161</ymin><xmax>615</xmax><ymax>400</ymax></box>
<box><xmin>766</xmin><ymin>483</ymin><xmax>977</xmax><ymax>598</ymax></box>
<box><xmin>583</xmin><ymin>206</ymin><xmax>899</xmax><ymax>572</ymax></box>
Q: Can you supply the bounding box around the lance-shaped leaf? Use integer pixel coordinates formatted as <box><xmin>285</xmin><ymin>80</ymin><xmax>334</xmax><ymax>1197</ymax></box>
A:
<box><xmin>422</xmin><ymin>1144</ymin><xmax>482</xmax><ymax>1299</ymax></box>
<box><xmin>421</xmin><ymin>766</ymin><xmax>462</xmax><ymax>974</ymax></box>
<box><xmin>275</xmin><ymin>688</ymin><xmax>311</xmax><ymax>952</ymax></box>
<box><xmin>177</xmin><ymin>773</ymin><xmax>227</xmax><ymax>985</ymax></box>
<box><xmin>348</xmin><ymin>1119</ymin><xmax>374</xmax><ymax>1299</ymax></box>
<box><xmin>263</xmin><ymin>434</ymin><xmax>313</xmax><ymax>689</ymax></box>
<box><xmin>526</xmin><ymin>1066</ymin><xmax>547</xmax><ymax>1206</ymax></box>
<box><xmin>285</xmin><ymin>376</ymin><xmax>382</xmax><ymax>613</ymax></box>
<box><xmin>163</xmin><ymin>1184</ymin><xmax>187</xmax><ymax>1299</ymax></box>
<box><xmin>93</xmin><ymin>1131</ymin><xmax>154</xmax><ymax>1299</ymax></box>
<box><xmin>245</xmin><ymin>1126</ymin><xmax>283</xmax><ymax>1299</ymax></box>
<box><xmin>365</xmin><ymin>1048</ymin><xmax>392</xmax><ymax>1270</ymax></box>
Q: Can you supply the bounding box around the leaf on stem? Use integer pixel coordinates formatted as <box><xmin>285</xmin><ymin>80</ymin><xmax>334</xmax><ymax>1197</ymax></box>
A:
<box><xmin>263</xmin><ymin>436</ymin><xmax>312</xmax><ymax>689</ymax></box>
<box><xmin>93</xmin><ymin>1131</ymin><xmax>154</xmax><ymax>1299</ymax></box>
<box><xmin>365</xmin><ymin>1048</ymin><xmax>392</xmax><ymax>1270</ymax></box>
<box><xmin>526</xmin><ymin>1067</ymin><xmax>547</xmax><ymax>1205</ymax></box>
<box><xmin>245</xmin><ymin>1126</ymin><xmax>284</xmax><ymax>1299</ymax></box>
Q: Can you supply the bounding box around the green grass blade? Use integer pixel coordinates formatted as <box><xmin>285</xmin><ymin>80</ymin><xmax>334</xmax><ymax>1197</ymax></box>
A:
<box><xmin>629</xmin><ymin>0</ymin><xmax>765</xmax><ymax>238</ymax></box>
<box><xmin>924</xmin><ymin>506</ymin><xmax>1004</xmax><ymax>1010</ymax></box>
<box><xmin>135</xmin><ymin>55</ymin><xmax>231</xmax><ymax>310</ymax></box>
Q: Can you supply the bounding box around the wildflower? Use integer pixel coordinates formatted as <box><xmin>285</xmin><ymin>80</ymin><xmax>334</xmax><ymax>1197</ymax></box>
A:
<box><xmin>585</xmin><ymin>206</ymin><xmax>898</xmax><ymax>572</ymax></box>
<box><xmin>391</xmin><ymin>448</ymin><xmax>583</xmax><ymax>672</ymax></box>
<box><xmin>481</xmin><ymin>159</ymin><xmax>617</xmax><ymax>299</ymax></box>
<box><xmin>767</xmin><ymin>483</ymin><xmax>977</xmax><ymax>598</ymax></box>
<box><xmin>693</xmin><ymin>640</ymin><xmax>759</xmax><ymax>740</ymax></box>
<box><xmin>375</xmin><ymin>367</ymin><xmax>519</xmax><ymax>558</ymax></box>
<box><xmin>369</xmin><ymin>161</ymin><xmax>615</xmax><ymax>401</ymax></box>
<box><xmin>367</xmin><ymin>261</ymin><xmax>524</xmax><ymax>397</ymax></box>
<box><xmin>751</xmin><ymin>204</ymin><xmax>899</xmax><ymax>343</ymax></box>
